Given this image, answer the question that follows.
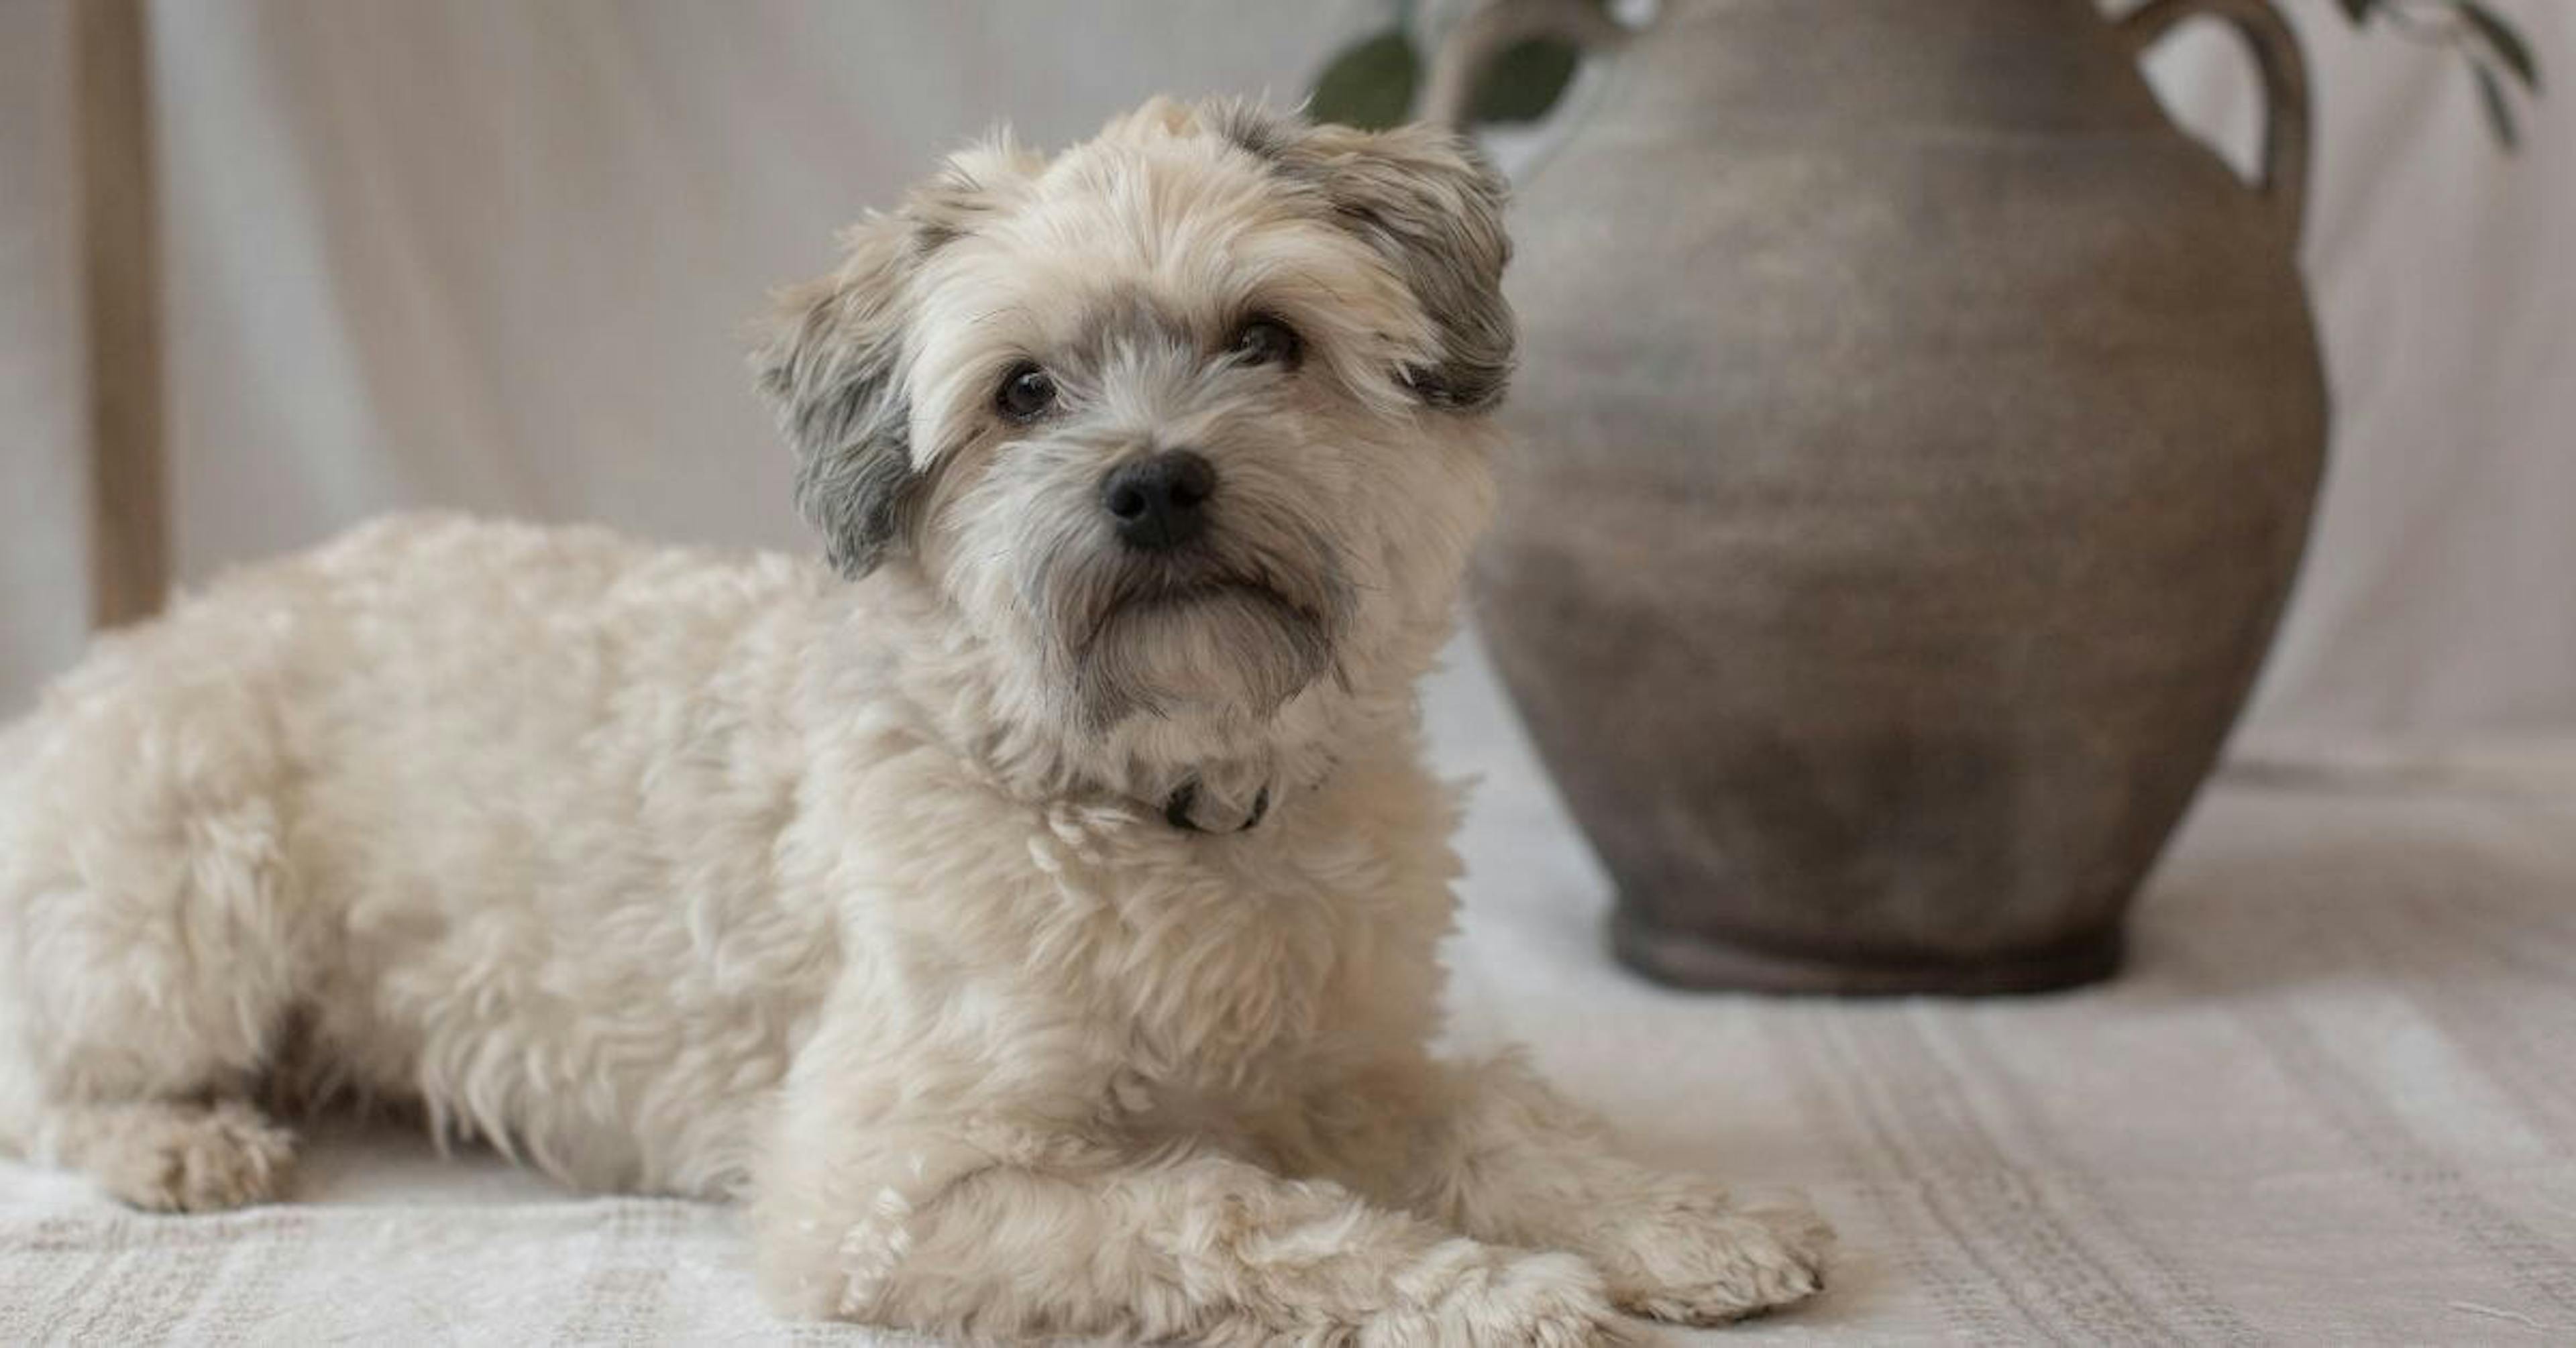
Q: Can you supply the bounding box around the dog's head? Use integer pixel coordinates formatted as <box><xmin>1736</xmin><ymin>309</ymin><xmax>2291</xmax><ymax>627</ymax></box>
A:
<box><xmin>756</xmin><ymin>98</ymin><xmax>1509</xmax><ymax>764</ymax></box>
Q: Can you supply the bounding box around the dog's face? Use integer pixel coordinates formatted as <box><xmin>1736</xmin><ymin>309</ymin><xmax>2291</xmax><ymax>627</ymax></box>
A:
<box><xmin>757</xmin><ymin>99</ymin><xmax>1510</xmax><ymax>754</ymax></box>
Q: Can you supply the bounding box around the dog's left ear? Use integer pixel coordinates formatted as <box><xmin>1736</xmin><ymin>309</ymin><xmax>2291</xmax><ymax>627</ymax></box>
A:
<box><xmin>1224</xmin><ymin>108</ymin><xmax>1515</xmax><ymax>412</ymax></box>
<box><xmin>753</xmin><ymin>215</ymin><xmax>926</xmax><ymax>579</ymax></box>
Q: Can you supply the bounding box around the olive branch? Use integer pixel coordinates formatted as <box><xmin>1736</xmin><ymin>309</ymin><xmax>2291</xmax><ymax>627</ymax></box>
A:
<box><xmin>2336</xmin><ymin>0</ymin><xmax>2542</xmax><ymax>148</ymax></box>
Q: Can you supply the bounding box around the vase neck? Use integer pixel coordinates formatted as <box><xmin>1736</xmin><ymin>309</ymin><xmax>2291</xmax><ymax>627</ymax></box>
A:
<box><xmin>1626</xmin><ymin>0</ymin><xmax>2170</xmax><ymax>132</ymax></box>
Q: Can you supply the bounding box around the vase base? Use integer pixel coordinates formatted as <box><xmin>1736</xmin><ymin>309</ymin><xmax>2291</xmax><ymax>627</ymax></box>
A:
<box><xmin>1610</xmin><ymin>907</ymin><xmax>2124</xmax><ymax>997</ymax></box>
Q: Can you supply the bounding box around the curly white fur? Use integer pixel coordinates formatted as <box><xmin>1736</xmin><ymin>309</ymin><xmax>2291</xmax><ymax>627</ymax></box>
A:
<box><xmin>0</xmin><ymin>99</ymin><xmax>1826</xmax><ymax>1343</ymax></box>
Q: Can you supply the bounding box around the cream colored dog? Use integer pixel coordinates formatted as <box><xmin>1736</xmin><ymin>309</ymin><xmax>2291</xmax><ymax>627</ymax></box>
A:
<box><xmin>0</xmin><ymin>99</ymin><xmax>1827</xmax><ymax>1343</ymax></box>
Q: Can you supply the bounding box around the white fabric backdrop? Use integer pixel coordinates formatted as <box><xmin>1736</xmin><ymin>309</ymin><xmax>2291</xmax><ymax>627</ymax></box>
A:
<box><xmin>1</xmin><ymin>0</ymin><xmax>2570</xmax><ymax>747</ymax></box>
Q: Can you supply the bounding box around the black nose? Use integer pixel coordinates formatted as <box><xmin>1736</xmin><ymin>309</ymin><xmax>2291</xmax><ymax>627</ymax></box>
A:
<box><xmin>1100</xmin><ymin>449</ymin><xmax>1218</xmax><ymax>551</ymax></box>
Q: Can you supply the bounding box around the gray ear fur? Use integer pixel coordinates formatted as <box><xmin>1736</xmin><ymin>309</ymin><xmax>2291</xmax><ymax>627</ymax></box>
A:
<box><xmin>1220</xmin><ymin>107</ymin><xmax>1515</xmax><ymax>411</ymax></box>
<box><xmin>752</xmin><ymin>216</ymin><xmax>925</xmax><ymax>579</ymax></box>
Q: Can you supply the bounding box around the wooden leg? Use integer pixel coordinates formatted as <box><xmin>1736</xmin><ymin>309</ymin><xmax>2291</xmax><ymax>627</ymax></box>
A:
<box><xmin>75</xmin><ymin>0</ymin><xmax>167</xmax><ymax>628</ymax></box>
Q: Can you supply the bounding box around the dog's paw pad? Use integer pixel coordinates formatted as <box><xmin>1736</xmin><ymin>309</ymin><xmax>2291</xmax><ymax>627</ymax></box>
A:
<box><xmin>89</xmin><ymin>1101</ymin><xmax>297</xmax><ymax>1213</ymax></box>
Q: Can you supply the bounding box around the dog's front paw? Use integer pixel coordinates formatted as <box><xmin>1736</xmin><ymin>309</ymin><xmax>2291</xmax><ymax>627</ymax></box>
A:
<box><xmin>1361</xmin><ymin>1247</ymin><xmax>1635</xmax><ymax>1348</ymax></box>
<box><xmin>1591</xmin><ymin>1192</ymin><xmax>1833</xmax><ymax>1326</ymax></box>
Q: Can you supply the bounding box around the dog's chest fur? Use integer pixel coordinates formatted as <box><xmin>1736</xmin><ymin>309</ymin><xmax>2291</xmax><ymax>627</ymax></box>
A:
<box><xmin>806</xmin><ymin>720</ymin><xmax>1462</xmax><ymax>1132</ymax></box>
<box><xmin>1038</xmin><ymin>780</ymin><xmax>1455</xmax><ymax>1100</ymax></box>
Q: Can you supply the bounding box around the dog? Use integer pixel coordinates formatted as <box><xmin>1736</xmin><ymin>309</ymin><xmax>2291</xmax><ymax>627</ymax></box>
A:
<box><xmin>0</xmin><ymin>99</ymin><xmax>1827</xmax><ymax>1343</ymax></box>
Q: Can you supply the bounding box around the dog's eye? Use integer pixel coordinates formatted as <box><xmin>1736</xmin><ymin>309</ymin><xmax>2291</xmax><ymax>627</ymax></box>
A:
<box><xmin>996</xmin><ymin>363</ymin><xmax>1058</xmax><ymax>422</ymax></box>
<box><xmin>1228</xmin><ymin>317</ymin><xmax>1302</xmax><ymax>370</ymax></box>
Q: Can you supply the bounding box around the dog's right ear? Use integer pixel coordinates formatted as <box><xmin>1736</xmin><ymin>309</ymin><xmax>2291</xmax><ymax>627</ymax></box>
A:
<box><xmin>757</xmin><ymin>141</ymin><xmax>1037</xmax><ymax>577</ymax></box>
<box><xmin>753</xmin><ymin>215</ymin><xmax>926</xmax><ymax>579</ymax></box>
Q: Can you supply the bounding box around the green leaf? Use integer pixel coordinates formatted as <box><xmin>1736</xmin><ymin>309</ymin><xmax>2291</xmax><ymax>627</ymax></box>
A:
<box><xmin>2472</xmin><ymin>60</ymin><xmax>2521</xmax><ymax>150</ymax></box>
<box><xmin>1466</xmin><ymin>37</ymin><xmax>1582</xmax><ymax>125</ymax></box>
<box><xmin>1309</xmin><ymin>29</ymin><xmax>1421</xmax><ymax>131</ymax></box>
<box><xmin>2334</xmin><ymin>0</ymin><xmax>2375</xmax><ymax>23</ymax></box>
<box><xmin>2459</xmin><ymin>1</ymin><xmax>2542</xmax><ymax>93</ymax></box>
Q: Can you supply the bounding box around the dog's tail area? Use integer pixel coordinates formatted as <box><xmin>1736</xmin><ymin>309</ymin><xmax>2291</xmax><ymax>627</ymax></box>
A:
<box><xmin>0</xmin><ymin>1072</ymin><xmax>36</xmax><ymax>1162</ymax></box>
<box><xmin>0</xmin><ymin>992</ymin><xmax>40</xmax><ymax>1162</ymax></box>
<box><xmin>0</xmin><ymin>720</ymin><xmax>40</xmax><ymax>1161</ymax></box>
<box><xmin>0</xmin><ymin>870</ymin><xmax>34</xmax><ymax>1161</ymax></box>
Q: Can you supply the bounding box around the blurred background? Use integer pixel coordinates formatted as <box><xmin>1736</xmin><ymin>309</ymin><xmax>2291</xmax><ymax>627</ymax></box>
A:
<box><xmin>1</xmin><ymin>0</ymin><xmax>2567</xmax><ymax>754</ymax></box>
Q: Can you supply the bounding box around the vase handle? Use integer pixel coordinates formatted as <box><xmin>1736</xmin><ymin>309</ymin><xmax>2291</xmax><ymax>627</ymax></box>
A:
<box><xmin>2118</xmin><ymin>0</ymin><xmax>2311</xmax><ymax>243</ymax></box>
<box><xmin>1421</xmin><ymin>0</ymin><xmax>1633</xmax><ymax>130</ymax></box>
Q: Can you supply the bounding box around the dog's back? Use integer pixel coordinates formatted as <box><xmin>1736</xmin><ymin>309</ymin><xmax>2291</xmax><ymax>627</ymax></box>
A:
<box><xmin>0</xmin><ymin>512</ymin><xmax>845</xmax><ymax>1203</ymax></box>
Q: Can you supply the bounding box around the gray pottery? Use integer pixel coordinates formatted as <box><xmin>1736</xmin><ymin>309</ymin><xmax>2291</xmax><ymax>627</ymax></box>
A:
<box><xmin>1436</xmin><ymin>0</ymin><xmax>2328</xmax><ymax>994</ymax></box>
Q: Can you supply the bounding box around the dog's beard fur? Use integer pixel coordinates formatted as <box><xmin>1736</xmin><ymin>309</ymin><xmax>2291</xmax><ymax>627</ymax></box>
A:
<box><xmin>953</xmin><ymin>404</ymin><xmax>1357</xmax><ymax>738</ymax></box>
<box><xmin>1034</xmin><ymin>514</ymin><xmax>1350</xmax><ymax>734</ymax></box>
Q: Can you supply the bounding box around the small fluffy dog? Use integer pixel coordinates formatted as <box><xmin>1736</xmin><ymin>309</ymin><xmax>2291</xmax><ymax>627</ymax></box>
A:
<box><xmin>0</xmin><ymin>99</ymin><xmax>1826</xmax><ymax>1342</ymax></box>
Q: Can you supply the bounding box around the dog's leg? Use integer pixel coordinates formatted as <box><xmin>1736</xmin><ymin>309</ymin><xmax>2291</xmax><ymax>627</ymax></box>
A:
<box><xmin>0</xmin><ymin>673</ymin><xmax>309</xmax><ymax>1211</ymax></box>
<box><xmin>1316</xmin><ymin>1054</ymin><xmax>1831</xmax><ymax>1327</ymax></box>
<box><xmin>754</xmin><ymin>1127</ymin><xmax>1629</xmax><ymax>1345</ymax></box>
<box><xmin>0</xmin><ymin>883</ymin><xmax>305</xmax><ymax>1213</ymax></box>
